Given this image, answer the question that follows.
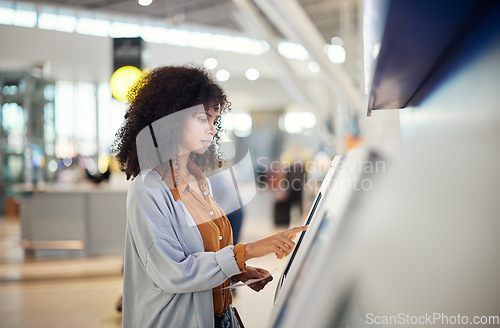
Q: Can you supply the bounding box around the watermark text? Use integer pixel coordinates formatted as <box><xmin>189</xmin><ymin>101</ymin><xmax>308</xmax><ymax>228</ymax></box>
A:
<box><xmin>365</xmin><ymin>313</ymin><xmax>500</xmax><ymax>326</ymax></box>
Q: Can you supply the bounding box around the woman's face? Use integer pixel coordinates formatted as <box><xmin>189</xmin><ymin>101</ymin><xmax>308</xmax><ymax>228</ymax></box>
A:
<box><xmin>179</xmin><ymin>105</ymin><xmax>220</xmax><ymax>155</ymax></box>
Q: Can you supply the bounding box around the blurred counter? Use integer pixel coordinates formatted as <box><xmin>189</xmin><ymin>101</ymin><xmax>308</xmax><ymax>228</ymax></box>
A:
<box><xmin>14</xmin><ymin>182</ymin><xmax>129</xmax><ymax>259</ymax></box>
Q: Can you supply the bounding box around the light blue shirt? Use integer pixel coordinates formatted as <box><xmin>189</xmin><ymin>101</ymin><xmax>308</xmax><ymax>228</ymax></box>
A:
<box><xmin>122</xmin><ymin>169</ymin><xmax>242</xmax><ymax>327</ymax></box>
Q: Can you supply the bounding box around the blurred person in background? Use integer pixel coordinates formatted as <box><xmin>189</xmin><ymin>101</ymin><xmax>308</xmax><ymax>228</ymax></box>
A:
<box><xmin>112</xmin><ymin>65</ymin><xmax>307</xmax><ymax>328</ymax></box>
<box><xmin>285</xmin><ymin>161</ymin><xmax>305</xmax><ymax>223</ymax></box>
<box><xmin>268</xmin><ymin>160</ymin><xmax>291</xmax><ymax>226</ymax></box>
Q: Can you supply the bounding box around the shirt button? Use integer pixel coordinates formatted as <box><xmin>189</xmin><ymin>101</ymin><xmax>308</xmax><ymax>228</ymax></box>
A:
<box><xmin>210</xmin><ymin>211</ymin><xmax>214</xmax><ymax>216</ymax></box>
<box><xmin>204</xmin><ymin>191</ymin><xmax>208</xmax><ymax>195</ymax></box>
<box><xmin>219</xmin><ymin>235</ymin><xmax>223</xmax><ymax>240</ymax></box>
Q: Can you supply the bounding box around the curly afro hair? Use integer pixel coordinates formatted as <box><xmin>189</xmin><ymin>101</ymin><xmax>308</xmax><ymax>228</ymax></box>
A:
<box><xmin>110</xmin><ymin>65</ymin><xmax>231</xmax><ymax>180</ymax></box>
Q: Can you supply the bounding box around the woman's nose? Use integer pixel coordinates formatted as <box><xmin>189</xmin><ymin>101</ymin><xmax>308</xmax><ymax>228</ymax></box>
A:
<box><xmin>208</xmin><ymin>121</ymin><xmax>216</xmax><ymax>135</ymax></box>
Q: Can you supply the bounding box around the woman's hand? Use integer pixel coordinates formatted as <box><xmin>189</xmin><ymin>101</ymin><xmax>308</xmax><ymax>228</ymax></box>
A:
<box><xmin>244</xmin><ymin>225</ymin><xmax>308</xmax><ymax>260</ymax></box>
<box><xmin>232</xmin><ymin>266</ymin><xmax>273</xmax><ymax>292</ymax></box>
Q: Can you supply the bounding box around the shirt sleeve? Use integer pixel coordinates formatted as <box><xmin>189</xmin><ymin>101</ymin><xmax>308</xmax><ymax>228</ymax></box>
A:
<box><xmin>233</xmin><ymin>243</ymin><xmax>247</xmax><ymax>272</ymax></box>
<box><xmin>127</xmin><ymin>178</ymin><xmax>242</xmax><ymax>294</ymax></box>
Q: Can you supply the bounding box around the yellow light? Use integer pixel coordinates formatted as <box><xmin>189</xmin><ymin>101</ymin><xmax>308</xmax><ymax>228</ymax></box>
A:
<box><xmin>98</xmin><ymin>153</ymin><xmax>111</xmax><ymax>174</ymax></box>
<box><xmin>110</xmin><ymin>66</ymin><xmax>143</xmax><ymax>102</ymax></box>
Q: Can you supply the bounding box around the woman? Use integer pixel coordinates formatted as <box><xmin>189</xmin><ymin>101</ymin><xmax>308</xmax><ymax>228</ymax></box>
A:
<box><xmin>112</xmin><ymin>65</ymin><xmax>307</xmax><ymax>328</ymax></box>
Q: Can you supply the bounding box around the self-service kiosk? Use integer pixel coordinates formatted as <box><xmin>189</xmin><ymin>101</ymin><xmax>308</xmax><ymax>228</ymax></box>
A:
<box><xmin>269</xmin><ymin>148</ymin><xmax>382</xmax><ymax>328</ymax></box>
<box><xmin>267</xmin><ymin>0</ymin><xmax>500</xmax><ymax>325</ymax></box>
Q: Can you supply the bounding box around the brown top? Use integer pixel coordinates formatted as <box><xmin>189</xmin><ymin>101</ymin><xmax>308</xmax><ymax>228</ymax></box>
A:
<box><xmin>156</xmin><ymin>159</ymin><xmax>246</xmax><ymax>315</ymax></box>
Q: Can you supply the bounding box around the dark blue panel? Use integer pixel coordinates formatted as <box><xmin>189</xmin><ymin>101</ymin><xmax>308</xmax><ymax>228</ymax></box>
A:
<box><xmin>367</xmin><ymin>0</ymin><xmax>496</xmax><ymax>111</ymax></box>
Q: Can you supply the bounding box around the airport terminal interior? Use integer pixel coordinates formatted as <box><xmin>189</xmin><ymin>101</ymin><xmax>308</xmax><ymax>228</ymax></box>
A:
<box><xmin>1</xmin><ymin>0</ymin><xmax>500</xmax><ymax>327</ymax></box>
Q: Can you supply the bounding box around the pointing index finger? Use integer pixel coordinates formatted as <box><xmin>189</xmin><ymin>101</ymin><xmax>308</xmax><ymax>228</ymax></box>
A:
<box><xmin>286</xmin><ymin>225</ymin><xmax>308</xmax><ymax>236</ymax></box>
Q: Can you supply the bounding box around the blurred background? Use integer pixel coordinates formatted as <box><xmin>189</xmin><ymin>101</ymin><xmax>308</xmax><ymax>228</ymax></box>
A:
<box><xmin>0</xmin><ymin>0</ymin><xmax>499</xmax><ymax>327</ymax></box>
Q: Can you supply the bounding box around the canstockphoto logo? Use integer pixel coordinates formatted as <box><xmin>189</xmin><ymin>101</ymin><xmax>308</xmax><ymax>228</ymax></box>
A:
<box><xmin>135</xmin><ymin>104</ymin><xmax>256</xmax><ymax>224</ymax></box>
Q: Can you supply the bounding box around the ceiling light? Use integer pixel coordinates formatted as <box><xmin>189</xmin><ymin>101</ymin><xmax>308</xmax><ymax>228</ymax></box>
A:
<box><xmin>331</xmin><ymin>36</ymin><xmax>343</xmax><ymax>46</ymax></box>
<box><xmin>77</xmin><ymin>18</ymin><xmax>110</xmax><ymax>37</ymax></box>
<box><xmin>308</xmin><ymin>61</ymin><xmax>320</xmax><ymax>73</ymax></box>
<box><xmin>282</xmin><ymin>112</ymin><xmax>316</xmax><ymax>134</ymax></box>
<box><xmin>0</xmin><ymin>7</ymin><xmax>14</xmax><ymax>25</ymax></box>
<box><xmin>245</xmin><ymin>68</ymin><xmax>260</xmax><ymax>81</ymax></box>
<box><xmin>203</xmin><ymin>57</ymin><xmax>218</xmax><ymax>70</ymax></box>
<box><xmin>326</xmin><ymin>44</ymin><xmax>346</xmax><ymax>64</ymax></box>
<box><xmin>14</xmin><ymin>9</ymin><xmax>37</xmax><ymax>28</ymax></box>
<box><xmin>110</xmin><ymin>22</ymin><xmax>141</xmax><ymax>37</ymax></box>
<box><xmin>215</xmin><ymin>69</ymin><xmax>230</xmax><ymax>82</ymax></box>
<box><xmin>138</xmin><ymin>0</ymin><xmax>153</xmax><ymax>6</ymax></box>
<box><xmin>141</xmin><ymin>26</ymin><xmax>167</xmax><ymax>43</ymax></box>
<box><xmin>223</xmin><ymin>112</ymin><xmax>252</xmax><ymax>137</ymax></box>
<box><xmin>278</xmin><ymin>41</ymin><xmax>309</xmax><ymax>60</ymax></box>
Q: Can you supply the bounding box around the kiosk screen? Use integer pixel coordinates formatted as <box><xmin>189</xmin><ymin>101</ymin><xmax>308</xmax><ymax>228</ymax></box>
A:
<box><xmin>275</xmin><ymin>212</ymin><xmax>334</xmax><ymax>326</ymax></box>
<box><xmin>283</xmin><ymin>191</ymin><xmax>321</xmax><ymax>278</ymax></box>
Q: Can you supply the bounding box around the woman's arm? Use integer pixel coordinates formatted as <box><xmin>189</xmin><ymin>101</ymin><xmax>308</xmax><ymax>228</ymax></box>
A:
<box><xmin>232</xmin><ymin>226</ymin><xmax>308</xmax><ymax>293</ymax></box>
<box><xmin>243</xmin><ymin>226</ymin><xmax>308</xmax><ymax>260</ymax></box>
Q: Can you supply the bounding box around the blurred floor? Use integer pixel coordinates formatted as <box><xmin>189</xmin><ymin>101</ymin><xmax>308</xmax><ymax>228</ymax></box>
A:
<box><xmin>0</xmin><ymin>276</ymin><xmax>123</xmax><ymax>328</ymax></box>
<box><xmin>0</xmin><ymin>190</ymin><xmax>301</xmax><ymax>328</ymax></box>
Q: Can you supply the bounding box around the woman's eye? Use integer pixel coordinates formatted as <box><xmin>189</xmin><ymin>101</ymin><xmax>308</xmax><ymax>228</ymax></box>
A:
<box><xmin>198</xmin><ymin>117</ymin><xmax>208</xmax><ymax>123</ymax></box>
